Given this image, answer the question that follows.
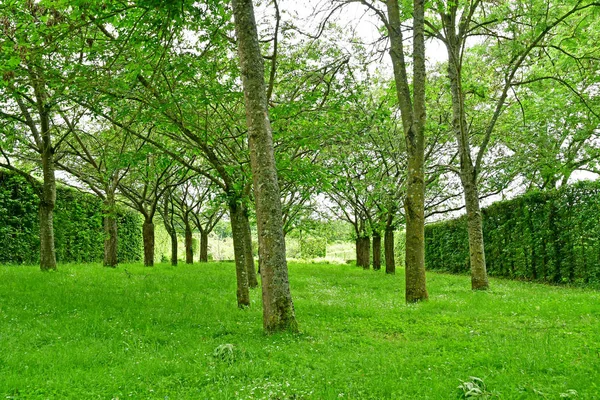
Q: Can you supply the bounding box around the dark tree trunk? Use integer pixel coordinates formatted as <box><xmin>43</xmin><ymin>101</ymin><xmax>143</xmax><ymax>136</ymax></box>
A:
<box><xmin>185</xmin><ymin>221</ymin><xmax>193</xmax><ymax>264</ymax></box>
<box><xmin>372</xmin><ymin>232</ymin><xmax>382</xmax><ymax>270</ymax></box>
<box><xmin>162</xmin><ymin>194</ymin><xmax>177</xmax><ymax>266</ymax></box>
<box><xmin>229</xmin><ymin>201</ymin><xmax>250</xmax><ymax>308</ymax></box>
<box><xmin>39</xmin><ymin>122</ymin><xmax>57</xmax><ymax>271</ymax></box>
<box><xmin>199</xmin><ymin>231</ymin><xmax>208</xmax><ymax>262</ymax></box>
<box><xmin>242</xmin><ymin>208</ymin><xmax>258</xmax><ymax>288</ymax></box>
<box><xmin>357</xmin><ymin>236</ymin><xmax>371</xmax><ymax>269</ymax></box>
<box><xmin>103</xmin><ymin>196</ymin><xmax>118</xmax><ymax>268</ymax></box>
<box><xmin>385</xmin><ymin>227</ymin><xmax>396</xmax><ymax>274</ymax></box>
<box><xmin>232</xmin><ymin>0</ymin><xmax>298</xmax><ymax>333</ymax></box>
<box><xmin>142</xmin><ymin>219</ymin><xmax>155</xmax><ymax>267</ymax></box>
<box><xmin>169</xmin><ymin>231</ymin><xmax>178</xmax><ymax>266</ymax></box>
<box><xmin>386</xmin><ymin>0</ymin><xmax>428</xmax><ymax>302</ymax></box>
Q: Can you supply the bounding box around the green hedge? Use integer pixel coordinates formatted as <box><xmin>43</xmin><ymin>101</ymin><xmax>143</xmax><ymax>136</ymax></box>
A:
<box><xmin>0</xmin><ymin>171</ymin><xmax>142</xmax><ymax>264</ymax></box>
<box><xmin>425</xmin><ymin>181</ymin><xmax>600</xmax><ymax>286</ymax></box>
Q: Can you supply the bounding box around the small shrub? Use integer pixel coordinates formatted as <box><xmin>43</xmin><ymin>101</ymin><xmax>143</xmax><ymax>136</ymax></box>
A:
<box><xmin>213</xmin><ymin>343</ymin><xmax>235</xmax><ymax>363</ymax></box>
<box><xmin>457</xmin><ymin>377</ymin><xmax>493</xmax><ymax>399</ymax></box>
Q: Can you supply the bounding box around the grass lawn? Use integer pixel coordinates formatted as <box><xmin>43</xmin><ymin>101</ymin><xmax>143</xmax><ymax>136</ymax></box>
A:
<box><xmin>0</xmin><ymin>262</ymin><xmax>598</xmax><ymax>399</ymax></box>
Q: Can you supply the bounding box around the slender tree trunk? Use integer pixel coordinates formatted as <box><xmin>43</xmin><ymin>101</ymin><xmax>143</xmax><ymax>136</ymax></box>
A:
<box><xmin>462</xmin><ymin>171</ymin><xmax>489</xmax><ymax>290</ymax></box>
<box><xmin>355</xmin><ymin>237</ymin><xmax>361</xmax><ymax>266</ymax></box>
<box><xmin>385</xmin><ymin>227</ymin><xmax>395</xmax><ymax>274</ymax></box>
<box><xmin>372</xmin><ymin>232</ymin><xmax>382</xmax><ymax>270</ymax></box>
<box><xmin>232</xmin><ymin>0</ymin><xmax>298</xmax><ymax>332</ymax></box>
<box><xmin>162</xmin><ymin>194</ymin><xmax>177</xmax><ymax>266</ymax></box>
<box><xmin>386</xmin><ymin>0</ymin><xmax>428</xmax><ymax>302</ymax></box>
<box><xmin>229</xmin><ymin>201</ymin><xmax>250</xmax><ymax>308</ymax></box>
<box><xmin>142</xmin><ymin>219</ymin><xmax>155</xmax><ymax>267</ymax></box>
<box><xmin>199</xmin><ymin>230</ymin><xmax>208</xmax><ymax>262</ymax></box>
<box><xmin>103</xmin><ymin>194</ymin><xmax>118</xmax><ymax>268</ymax></box>
<box><xmin>185</xmin><ymin>220</ymin><xmax>193</xmax><ymax>264</ymax></box>
<box><xmin>242</xmin><ymin>208</ymin><xmax>258</xmax><ymax>288</ymax></box>
<box><xmin>39</xmin><ymin>119</ymin><xmax>57</xmax><ymax>271</ymax></box>
<box><xmin>443</xmin><ymin>11</ymin><xmax>489</xmax><ymax>290</ymax></box>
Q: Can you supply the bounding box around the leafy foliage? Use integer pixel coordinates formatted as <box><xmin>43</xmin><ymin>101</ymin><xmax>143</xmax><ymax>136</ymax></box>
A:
<box><xmin>0</xmin><ymin>171</ymin><xmax>141</xmax><ymax>264</ymax></box>
<box><xmin>425</xmin><ymin>181</ymin><xmax>600</xmax><ymax>286</ymax></box>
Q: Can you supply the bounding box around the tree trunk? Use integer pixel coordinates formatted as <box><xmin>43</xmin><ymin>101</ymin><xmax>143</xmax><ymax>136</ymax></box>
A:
<box><xmin>39</xmin><ymin>124</ymin><xmax>57</xmax><ymax>271</ymax></box>
<box><xmin>357</xmin><ymin>236</ymin><xmax>371</xmax><ymax>269</ymax></box>
<box><xmin>103</xmin><ymin>195</ymin><xmax>118</xmax><ymax>268</ymax></box>
<box><xmin>386</xmin><ymin>0</ymin><xmax>428</xmax><ymax>302</ymax></box>
<box><xmin>142</xmin><ymin>219</ymin><xmax>155</xmax><ymax>267</ymax></box>
<box><xmin>372</xmin><ymin>232</ymin><xmax>382</xmax><ymax>270</ymax></box>
<box><xmin>232</xmin><ymin>0</ymin><xmax>298</xmax><ymax>333</ymax></box>
<box><xmin>169</xmin><ymin>232</ymin><xmax>178</xmax><ymax>266</ymax></box>
<box><xmin>385</xmin><ymin>227</ymin><xmax>395</xmax><ymax>274</ymax></box>
<box><xmin>199</xmin><ymin>231</ymin><xmax>208</xmax><ymax>262</ymax></box>
<box><xmin>185</xmin><ymin>221</ymin><xmax>193</xmax><ymax>264</ymax></box>
<box><xmin>462</xmin><ymin>171</ymin><xmax>490</xmax><ymax>290</ymax></box>
<box><xmin>443</xmin><ymin>10</ymin><xmax>489</xmax><ymax>291</ymax></box>
<box><xmin>242</xmin><ymin>208</ymin><xmax>258</xmax><ymax>288</ymax></box>
<box><xmin>229</xmin><ymin>201</ymin><xmax>250</xmax><ymax>308</ymax></box>
<box><xmin>39</xmin><ymin>199</ymin><xmax>57</xmax><ymax>270</ymax></box>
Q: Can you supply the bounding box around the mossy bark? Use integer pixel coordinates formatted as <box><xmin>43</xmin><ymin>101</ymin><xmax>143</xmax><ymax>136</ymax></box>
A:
<box><xmin>386</xmin><ymin>0</ymin><xmax>428</xmax><ymax>302</ymax></box>
<box><xmin>443</xmin><ymin>9</ymin><xmax>489</xmax><ymax>290</ymax></box>
<box><xmin>232</xmin><ymin>0</ymin><xmax>297</xmax><ymax>332</ymax></box>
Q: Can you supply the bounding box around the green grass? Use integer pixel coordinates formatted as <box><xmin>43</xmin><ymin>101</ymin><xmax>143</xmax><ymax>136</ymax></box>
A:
<box><xmin>0</xmin><ymin>262</ymin><xmax>598</xmax><ymax>399</ymax></box>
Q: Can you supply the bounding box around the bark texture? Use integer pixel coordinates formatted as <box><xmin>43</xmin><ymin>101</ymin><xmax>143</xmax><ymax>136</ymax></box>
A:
<box><xmin>442</xmin><ymin>9</ymin><xmax>490</xmax><ymax>290</ymax></box>
<box><xmin>199</xmin><ymin>231</ymin><xmax>208</xmax><ymax>262</ymax></box>
<box><xmin>372</xmin><ymin>232</ymin><xmax>382</xmax><ymax>271</ymax></box>
<box><xmin>462</xmin><ymin>172</ymin><xmax>489</xmax><ymax>289</ymax></box>
<box><xmin>169</xmin><ymin>232</ymin><xmax>178</xmax><ymax>266</ymax></box>
<box><xmin>185</xmin><ymin>222</ymin><xmax>193</xmax><ymax>264</ymax></box>
<box><xmin>242</xmin><ymin>209</ymin><xmax>258</xmax><ymax>288</ymax></box>
<box><xmin>103</xmin><ymin>197</ymin><xmax>118</xmax><ymax>268</ymax></box>
<box><xmin>386</xmin><ymin>0</ymin><xmax>428</xmax><ymax>302</ymax></box>
<box><xmin>162</xmin><ymin>197</ymin><xmax>178</xmax><ymax>266</ymax></box>
<box><xmin>39</xmin><ymin>112</ymin><xmax>57</xmax><ymax>271</ymax></box>
<box><xmin>357</xmin><ymin>236</ymin><xmax>371</xmax><ymax>269</ymax></box>
<box><xmin>232</xmin><ymin>0</ymin><xmax>298</xmax><ymax>332</ymax></box>
<box><xmin>384</xmin><ymin>228</ymin><xmax>395</xmax><ymax>274</ymax></box>
<box><xmin>142</xmin><ymin>219</ymin><xmax>155</xmax><ymax>267</ymax></box>
<box><xmin>229</xmin><ymin>202</ymin><xmax>250</xmax><ymax>308</ymax></box>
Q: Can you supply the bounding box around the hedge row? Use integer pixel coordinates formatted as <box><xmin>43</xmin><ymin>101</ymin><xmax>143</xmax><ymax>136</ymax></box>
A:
<box><xmin>0</xmin><ymin>171</ymin><xmax>142</xmax><ymax>264</ymax></box>
<box><xmin>425</xmin><ymin>181</ymin><xmax>600</xmax><ymax>285</ymax></box>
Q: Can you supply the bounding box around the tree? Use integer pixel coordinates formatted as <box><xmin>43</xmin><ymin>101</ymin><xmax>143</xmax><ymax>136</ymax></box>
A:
<box><xmin>426</xmin><ymin>0</ymin><xmax>600</xmax><ymax>289</ymax></box>
<box><xmin>0</xmin><ymin>1</ymin><xmax>84</xmax><ymax>270</ymax></box>
<box><xmin>384</xmin><ymin>0</ymin><xmax>429</xmax><ymax>301</ymax></box>
<box><xmin>117</xmin><ymin>143</ymin><xmax>188</xmax><ymax>267</ymax></box>
<box><xmin>232</xmin><ymin>0</ymin><xmax>298</xmax><ymax>331</ymax></box>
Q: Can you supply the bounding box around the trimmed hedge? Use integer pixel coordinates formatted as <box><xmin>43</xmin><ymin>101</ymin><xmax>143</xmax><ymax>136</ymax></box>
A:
<box><xmin>425</xmin><ymin>180</ymin><xmax>600</xmax><ymax>286</ymax></box>
<box><xmin>0</xmin><ymin>171</ymin><xmax>142</xmax><ymax>264</ymax></box>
